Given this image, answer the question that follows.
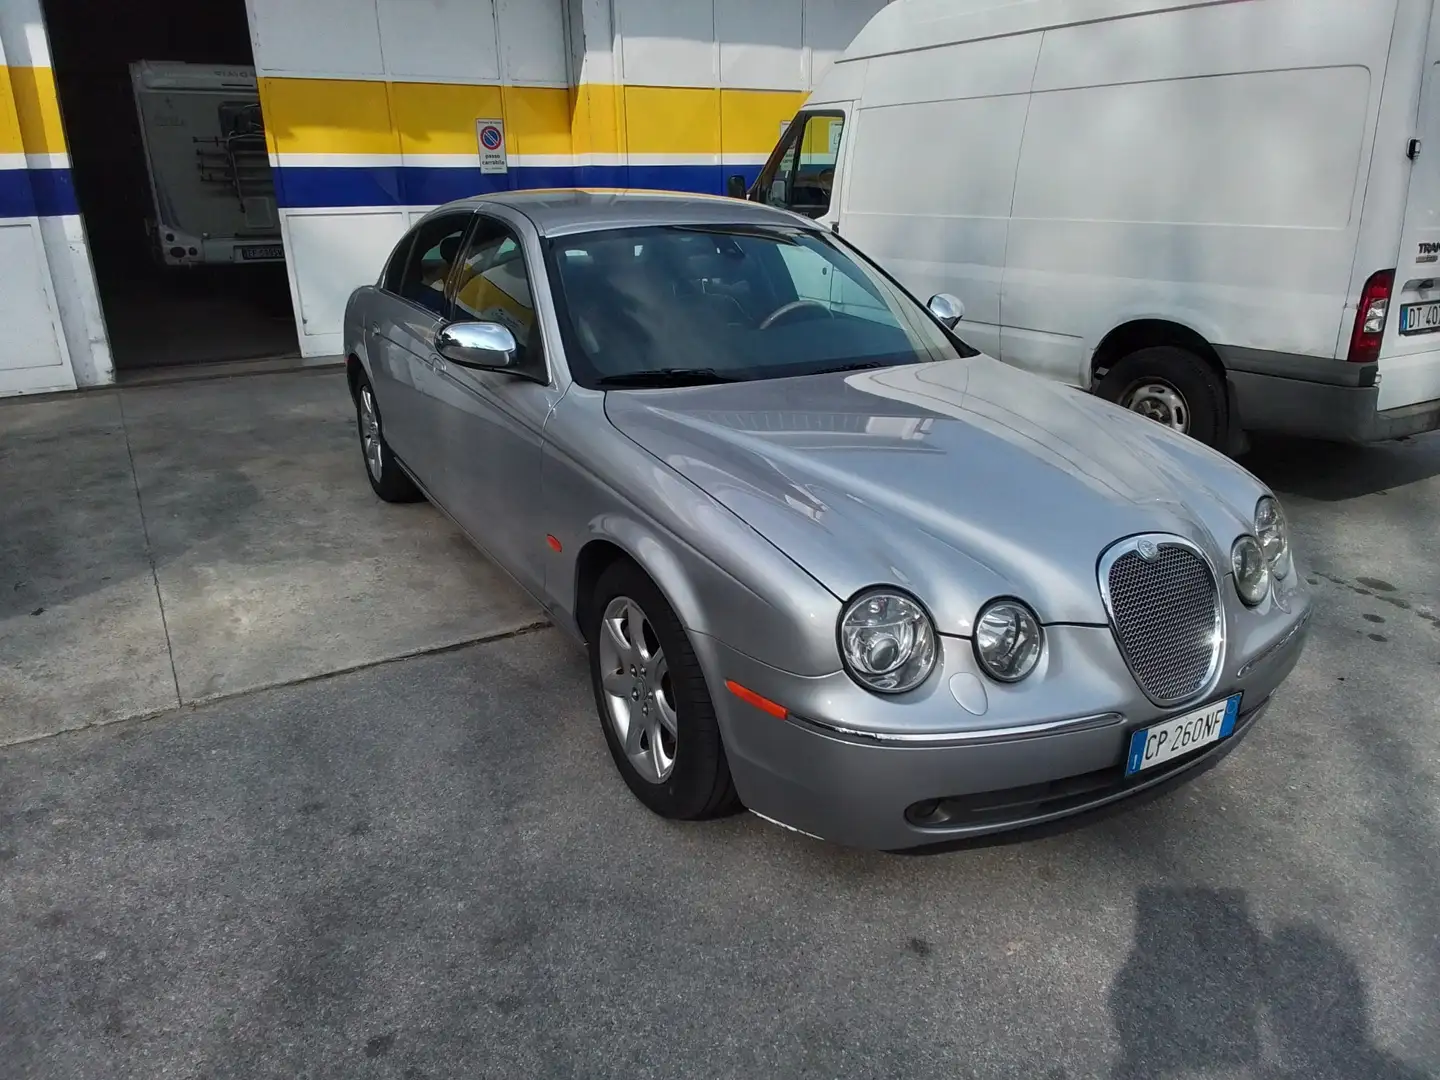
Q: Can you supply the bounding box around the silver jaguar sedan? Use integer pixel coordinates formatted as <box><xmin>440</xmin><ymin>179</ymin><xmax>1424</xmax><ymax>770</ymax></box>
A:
<box><xmin>343</xmin><ymin>189</ymin><xmax>1311</xmax><ymax>851</ymax></box>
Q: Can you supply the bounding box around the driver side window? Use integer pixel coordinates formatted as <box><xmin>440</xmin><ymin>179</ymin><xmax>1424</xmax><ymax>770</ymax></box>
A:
<box><xmin>757</xmin><ymin>113</ymin><xmax>844</xmax><ymax>219</ymax></box>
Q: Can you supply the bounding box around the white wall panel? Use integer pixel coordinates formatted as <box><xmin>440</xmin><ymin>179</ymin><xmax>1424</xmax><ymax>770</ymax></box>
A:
<box><xmin>283</xmin><ymin>210</ymin><xmax>406</xmax><ymax>357</ymax></box>
<box><xmin>0</xmin><ymin>220</ymin><xmax>75</xmax><ymax>394</ymax></box>
<box><xmin>247</xmin><ymin>0</ymin><xmax>384</xmax><ymax>77</ymax></box>
<box><xmin>496</xmin><ymin>0</ymin><xmax>568</xmax><ymax>85</ymax></box>
<box><xmin>805</xmin><ymin>0</ymin><xmax>887</xmax><ymax>85</ymax></box>
<box><xmin>615</xmin><ymin>0</ymin><xmax>717</xmax><ymax>88</ymax></box>
<box><xmin>377</xmin><ymin>0</ymin><xmax>501</xmax><ymax>82</ymax></box>
<box><xmin>718</xmin><ymin>0</ymin><xmax>803</xmax><ymax>90</ymax></box>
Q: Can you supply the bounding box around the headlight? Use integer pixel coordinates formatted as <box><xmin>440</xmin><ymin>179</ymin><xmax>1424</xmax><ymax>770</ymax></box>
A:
<box><xmin>1231</xmin><ymin>535</ymin><xmax>1271</xmax><ymax>605</ymax></box>
<box><xmin>972</xmin><ymin>599</ymin><xmax>1044</xmax><ymax>683</ymax></box>
<box><xmin>838</xmin><ymin>589</ymin><xmax>937</xmax><ymax>693</ymax></box>
<box><xmin>1254</xmin><ymin>495</ymin><xmax>1290</xmax><ymax>577</ymax></box>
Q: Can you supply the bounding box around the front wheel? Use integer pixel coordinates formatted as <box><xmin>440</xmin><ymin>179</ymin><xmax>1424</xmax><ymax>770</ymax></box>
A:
<box><xmin>1096</xmin><ymin>346</ymin><xmax>1227</xmax><ymax>450</ymax></box>
<box><xmin>587</xmin><ymin>560</ymin><xmax>740</xmax><ymax>821</ymax></box>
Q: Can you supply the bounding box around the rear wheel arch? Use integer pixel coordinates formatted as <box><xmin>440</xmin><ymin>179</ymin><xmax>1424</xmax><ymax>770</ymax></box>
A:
<box><xmin>1089</xmin><ymin>319</ymin><xmax>1226</xmax><ymax>386</ymax></box>
<box><xmin>345</xmin><ymin>354</ymin><xmax>365</xmax><ymax>405</ymax></box>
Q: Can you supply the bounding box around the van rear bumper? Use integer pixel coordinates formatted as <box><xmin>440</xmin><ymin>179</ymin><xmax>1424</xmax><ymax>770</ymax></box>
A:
<box><xmin>1220</xmin><ymin>346</ymin><xmax>1440</xmax><ymax>443</ymax></box>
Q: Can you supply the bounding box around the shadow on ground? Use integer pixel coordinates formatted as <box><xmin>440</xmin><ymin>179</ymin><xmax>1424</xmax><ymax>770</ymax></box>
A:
<box><xmin>1110</xmin><ymin>887</ymin><xmax>1430</xmax><ymax>1080</ymax></box>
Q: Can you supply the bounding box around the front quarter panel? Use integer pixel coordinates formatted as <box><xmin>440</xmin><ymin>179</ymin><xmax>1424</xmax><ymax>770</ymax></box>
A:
<box><xmin>540</xmin><ymin>387</ymin><xmax>843</xmax><ymax>677</ymax></box>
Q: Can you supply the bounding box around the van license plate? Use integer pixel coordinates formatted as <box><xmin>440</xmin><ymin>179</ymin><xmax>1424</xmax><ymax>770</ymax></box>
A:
<box><xmin>240</xmin><ymin>245</ymin><xmax>284</xmax><ymax>261</ymax></box>
<box><xmin>1399</xmin><ymin>301</ymin><xmax>1440</xmax><ymax>335</ymax></box>
<box><xmin>1124</xmin><ymin>693</ymin><xmax>1242</xmax><ymax>776</ymax></box>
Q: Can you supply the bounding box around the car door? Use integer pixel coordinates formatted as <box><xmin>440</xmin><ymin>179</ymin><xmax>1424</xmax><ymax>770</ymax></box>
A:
<box><xmin>428</xmin><ymin>211</ymin><xmax>560</xmax><ymax>597</ymax></box>
<box><xmin>368</xmin><ymin>211</ymin><xmax>474</xmax><ymax>492</ymax></box>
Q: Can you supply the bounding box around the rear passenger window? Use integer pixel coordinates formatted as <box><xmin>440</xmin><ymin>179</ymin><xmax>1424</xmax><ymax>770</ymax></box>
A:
<box><xmin>392</xmin><ymin>213</ymin><xmax>472</xmax><ymax>318</ymax></box>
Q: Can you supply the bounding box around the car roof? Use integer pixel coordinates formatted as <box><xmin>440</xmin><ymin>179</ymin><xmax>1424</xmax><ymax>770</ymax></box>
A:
<box><xmin>433</xmin><ymin>188</ymin><xmax>814</xmax><ymax>237</ymax></box>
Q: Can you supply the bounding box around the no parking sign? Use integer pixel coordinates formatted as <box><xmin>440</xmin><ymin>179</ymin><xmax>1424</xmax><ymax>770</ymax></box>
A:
<box><xmin>476</xmin><ymin>118</ymin><xmax>507</xmax><ymax>174</ymax></box>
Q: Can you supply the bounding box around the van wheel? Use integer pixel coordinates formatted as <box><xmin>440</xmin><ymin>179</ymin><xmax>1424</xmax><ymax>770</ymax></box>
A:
<box><xmin>1097</xmin><ymin>346</ymin><xmax>1227</xmax><ymax>449</ymax></box>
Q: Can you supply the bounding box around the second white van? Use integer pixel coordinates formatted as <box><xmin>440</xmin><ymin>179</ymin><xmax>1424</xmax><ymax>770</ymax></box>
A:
<box><xmin>733</xmin><ymin>0</ymin><xmax>1440</xmax><ymax>450</ymax></box>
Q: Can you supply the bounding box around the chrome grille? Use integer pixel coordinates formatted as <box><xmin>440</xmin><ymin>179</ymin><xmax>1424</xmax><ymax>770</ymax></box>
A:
<box><xmin>1100</xmin><ymin>536</ymin><xmax>1222</xmax><ymax>706</ymax></box>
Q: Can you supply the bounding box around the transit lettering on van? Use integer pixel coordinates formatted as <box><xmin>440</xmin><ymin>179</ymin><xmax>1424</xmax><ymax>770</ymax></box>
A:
<box><xmin>736</xmin><ymin>0</ymin><xmax>1440</xmax><ymax>450</ymax></box>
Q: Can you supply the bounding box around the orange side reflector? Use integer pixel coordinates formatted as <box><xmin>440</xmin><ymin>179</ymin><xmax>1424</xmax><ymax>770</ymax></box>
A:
<box><xmin>546</xmin><ymin>534</ymin><xmax>563</xmax><ymax>552</ymax></box>
<box><xmin>725</xmin><ymin>680</ymin><xmax>787</xmax><ymax>719</ymax></box>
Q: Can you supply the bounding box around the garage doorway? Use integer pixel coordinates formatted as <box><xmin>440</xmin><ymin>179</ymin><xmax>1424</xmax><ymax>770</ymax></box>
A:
<box><xmin>41</xmin><ymin>0</ymin><xmax>298</xmax><ymax>373</ymax></box>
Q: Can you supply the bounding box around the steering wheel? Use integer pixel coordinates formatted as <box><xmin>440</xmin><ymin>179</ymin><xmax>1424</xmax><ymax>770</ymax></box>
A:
<box><xmin>758</xmin><ymin>298</ymin><xmax>833</xmax><ymax>331</ymax></box>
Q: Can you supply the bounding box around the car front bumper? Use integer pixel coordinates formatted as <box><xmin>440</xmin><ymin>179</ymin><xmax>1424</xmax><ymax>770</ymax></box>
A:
<box><xmin>696</xmin><ymin>576</ymin><xmax>1312</xmax><ymax>851</ymax></box>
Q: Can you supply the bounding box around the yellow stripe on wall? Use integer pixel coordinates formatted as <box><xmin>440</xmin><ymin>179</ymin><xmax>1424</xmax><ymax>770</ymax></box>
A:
<box><xmin>0</xmin><ymin>66</ymin><xmax>23</xmax><ymax>156</ymax></box>
<box><xmin>2</xmin><ymin>65</ymin><xmax>66</xmax><ymax>155</ymax></box>
<box><xmin>259</xmin><ymin>77</ymin><xmax>806</xmax><ymax>160</ymax></box>
<box><xmin>258</xmin><ymin>77</ymin><xmax>399</xmax><ymax>157</ymax></box>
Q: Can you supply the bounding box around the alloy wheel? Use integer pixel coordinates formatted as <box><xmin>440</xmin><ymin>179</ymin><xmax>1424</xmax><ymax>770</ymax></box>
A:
<box><xmin>359</xmin><ymin>386</ymin><xmax>384</xmax><ymax>481</ymax></box>
<box><xmin>597</xmin><ymin>595</ymin><xmax>678</xmax><ymax>783</ymax></box>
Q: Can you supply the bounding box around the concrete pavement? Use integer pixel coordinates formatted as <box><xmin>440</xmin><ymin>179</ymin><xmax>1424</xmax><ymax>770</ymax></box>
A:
<box><xmin>0</xmin><ymin>370</ymin><xmax>541</xmax><ymax>745</ymax></box>
<box><xmin>2</xmin><ymin>430</ymin><xmax>1439</xmax><ymax>1078</ymax></box>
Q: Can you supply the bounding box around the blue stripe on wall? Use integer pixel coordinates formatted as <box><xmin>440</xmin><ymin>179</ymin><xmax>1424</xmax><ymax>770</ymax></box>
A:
<box><xmin>0</xmin><ymin>168</ymin><xmax>37</xmax><ymax>217</ymax></box>
<box><xmin>29</xmin><ymin>167</ymin><xmax>78</xmax><ymax>216</ymax></box>
<box><xmin>0</xmin><ymin>167</ymin><xmax>79</xmax><ymax>218</ymax></box>
<box><xmin>271</xmin><ymin>163</ymin><xmax>766</xmax><ymax>209</ymax></box>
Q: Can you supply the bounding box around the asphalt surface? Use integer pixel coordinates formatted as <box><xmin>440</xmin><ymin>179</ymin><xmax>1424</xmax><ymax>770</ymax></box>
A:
<box><xmin>3</xmin><ymin>433</ymin><xmax>1439</xmax><ymax>1079</ymax></box>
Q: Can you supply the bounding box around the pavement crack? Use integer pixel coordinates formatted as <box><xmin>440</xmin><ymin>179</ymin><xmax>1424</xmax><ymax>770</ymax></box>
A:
<box><xmin>116</xmin><ymin>391</ymin><xmax>183</xmax><ymax>711</ymax></box>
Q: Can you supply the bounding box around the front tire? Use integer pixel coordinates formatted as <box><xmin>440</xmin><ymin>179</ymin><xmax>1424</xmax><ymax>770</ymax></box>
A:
<box><xmin>354</xmin><ymin>373</ymin><xmax>422</xmax><ymax>503</ymax></box>
<box><xmin>587</xmin><ymin>560</ymin><xmax>740</xmax><ymax>820</ymax></box>
<box><xmin>1097</xmin><ymin>345</ymin><xmax>1228</xmax><ymax>450</ymax></box>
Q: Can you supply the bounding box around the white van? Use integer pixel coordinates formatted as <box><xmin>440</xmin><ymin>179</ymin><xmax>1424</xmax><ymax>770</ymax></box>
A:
<box><xmin>733</xmin><ymin>0</ymin><xmax>1440</xmax><ymax>450</ymax></box>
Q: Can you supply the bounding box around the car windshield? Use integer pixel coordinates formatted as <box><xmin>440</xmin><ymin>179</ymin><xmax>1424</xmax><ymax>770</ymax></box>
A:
<box><xmin>545</xmin><ymin>224</ymin><xmax>973</xmax><ymax>389</ymax></box>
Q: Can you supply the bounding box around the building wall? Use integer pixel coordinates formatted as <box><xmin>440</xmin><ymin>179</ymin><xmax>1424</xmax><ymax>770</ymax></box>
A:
<box><xmin>0</xmin><ymin>0</ymin><xmax>110</xmax><ymax>393</ymax></box>
<box><xmin>0</xmin><ymin>0</ymin><xmax>888</xmax><ymax>387</ymax></box>
<box><xmin>250</xmin><ymin>0</ymin><xmax>888</xmax><ymax>357</ymax></box>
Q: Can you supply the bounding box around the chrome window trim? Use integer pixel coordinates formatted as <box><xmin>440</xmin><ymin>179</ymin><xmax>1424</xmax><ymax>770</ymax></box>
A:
<box><xmin>1097</xmin><ymin>533</ymin><xmax>1225</xmax><ymax>709</ymax></box>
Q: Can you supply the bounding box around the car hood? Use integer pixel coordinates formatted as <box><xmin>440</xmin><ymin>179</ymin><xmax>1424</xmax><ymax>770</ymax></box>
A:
<box><xmin>603</xmin><ymin>356</ymin><xmax>1265</xmax><ymax>634</ymax></box>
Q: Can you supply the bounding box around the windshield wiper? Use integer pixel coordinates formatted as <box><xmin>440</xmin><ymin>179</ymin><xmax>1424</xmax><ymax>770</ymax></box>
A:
<box><xmin>811</xmin><ymin>359</ymin><xmax>904</xmax><ymax>375</ymax></box>
<box><xmin>595</xmin><ymin>367</ymin><xmax>744</xmax><ymax>388</ymax></box>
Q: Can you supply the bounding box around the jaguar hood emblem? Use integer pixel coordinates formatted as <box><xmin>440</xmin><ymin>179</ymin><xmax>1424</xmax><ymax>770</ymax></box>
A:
<box><xmin>1137</xmin><ymin>538</ymin><xmax>1160</xmax><ymax>561</ymax></box>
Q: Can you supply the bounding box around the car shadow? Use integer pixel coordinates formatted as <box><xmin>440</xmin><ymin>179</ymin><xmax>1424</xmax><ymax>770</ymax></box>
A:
<box><xmin>1241</xmin><ymin>432</ymin><xmax>1440</xmax><ymax>502</ymax></box>
<box><xmin>1109</xmin><ymin>885</ymin><xmax>1431</xmax><ymax>1079</ymax></box>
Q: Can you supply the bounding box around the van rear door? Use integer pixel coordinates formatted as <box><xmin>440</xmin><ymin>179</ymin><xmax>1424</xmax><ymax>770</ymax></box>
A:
<box><xmin>1382</xmin><ymin>21</ymin><xmax>1440</xmax><ymax>411</ymax></box>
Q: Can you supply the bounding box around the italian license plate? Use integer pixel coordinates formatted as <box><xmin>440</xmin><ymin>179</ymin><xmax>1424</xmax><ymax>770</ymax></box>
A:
<box><xmin>1124</xmin><ymin>693</ymin><xmax>1242</xmax><ymax>777</ymax></box>
<box><xmin>239</xmin><ymin>244</ymin><xmax>284</xmax><ymax>261</ymax></box>
<box><xmin>1399</xmin><ymin>301</ymin><xmax>1440</xmax><ymax>335</ymax></box>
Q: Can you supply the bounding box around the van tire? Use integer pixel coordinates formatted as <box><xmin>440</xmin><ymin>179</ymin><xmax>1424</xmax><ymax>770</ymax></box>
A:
<box><xmin>1097</xmin><ymin>346</ymin><xmax>1228</xmax><ymax>449</ymax></box>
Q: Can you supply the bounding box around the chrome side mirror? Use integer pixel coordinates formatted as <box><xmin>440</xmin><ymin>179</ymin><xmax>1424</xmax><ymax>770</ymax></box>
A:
<box><xmin>436</xmin><ymin>321</ymin><xmax>518</xmax><ymax>370</ymax></box>
<box><xmin>927</xmin><ymin>293</ymin><xmax>964</xmax><ymax>329</ymax></box>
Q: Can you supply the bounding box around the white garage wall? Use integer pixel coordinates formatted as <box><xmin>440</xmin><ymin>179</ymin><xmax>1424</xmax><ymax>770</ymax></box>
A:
<box><xmin>614</xmin><ymin>0</ymin><xmax>885</xmax><ymax>90</ymax></box>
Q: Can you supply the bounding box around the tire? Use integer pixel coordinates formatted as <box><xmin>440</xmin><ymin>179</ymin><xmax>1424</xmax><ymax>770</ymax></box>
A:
<box><xmin>1096</xmin><ymin>345</ymin><xmax>1228</xmax><ymax>450</ymax></box>
<box><xmin>586</xmin><ymin>559</ymin><xmax>740</xmax><ymax>820</ymax></box>
<box><xmin>354</xmin><ymin>371</ymin><xmax>422</xmax><ymax>503</ymax></box>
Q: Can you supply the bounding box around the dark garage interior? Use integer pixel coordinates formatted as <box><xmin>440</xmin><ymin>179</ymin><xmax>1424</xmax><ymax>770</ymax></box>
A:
<box><xmin>41</xmin><ymin>0</ymin><xmax>298</xmax><ymax>372</ymax></box>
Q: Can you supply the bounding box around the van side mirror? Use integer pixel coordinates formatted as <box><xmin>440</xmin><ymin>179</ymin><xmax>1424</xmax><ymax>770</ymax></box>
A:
<box><xmin>726</xmin><ymin>174</ymin><xmax>748</xmax><ymax>199</ymax></box>
<box><xmin>927</xmin><ymin>293</ymin><xmax>964</xmax><ymax>328</ymax></box>
<box><xmin>436</xmin><ymin>321</ymin><xmax>518</xmax><ymax>370</ymax></box>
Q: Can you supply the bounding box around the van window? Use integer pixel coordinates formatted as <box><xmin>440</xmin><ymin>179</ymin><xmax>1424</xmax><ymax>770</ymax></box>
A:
<box><xmin>757</xmin><ymin>112</ymin><xmax>844</xmax><ymax>219</ymax></box>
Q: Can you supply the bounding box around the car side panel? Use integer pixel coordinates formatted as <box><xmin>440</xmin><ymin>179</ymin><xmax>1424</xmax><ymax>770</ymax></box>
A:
<box><xmin>536</xmin><ymin>386</ymin><xmax>844</xmax><ymax>678</ymax></box>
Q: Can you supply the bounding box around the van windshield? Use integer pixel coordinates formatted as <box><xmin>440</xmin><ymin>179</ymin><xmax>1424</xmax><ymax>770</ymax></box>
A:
<box><xmin>546</xmin><ymin>224</ymin><xmax>970</xmax><ymax>389</ymax></box>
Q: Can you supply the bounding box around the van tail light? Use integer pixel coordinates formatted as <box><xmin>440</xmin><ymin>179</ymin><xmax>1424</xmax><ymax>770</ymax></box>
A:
<box><xmin>1348</xmin><ymin>269</ymin><xmax>1393</xmax><ymax>363</ymax></box>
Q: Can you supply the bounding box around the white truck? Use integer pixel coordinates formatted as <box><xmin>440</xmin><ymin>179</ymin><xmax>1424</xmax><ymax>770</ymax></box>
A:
<box><xmin>130</xmin><ymin>61</ymin><xmax>283</xmax><ymax>268</ymax></box>
<box><xmin>736</xmin><ymin>0</ymin><xmax>1440</xmax><ymax>450</ymax></box>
